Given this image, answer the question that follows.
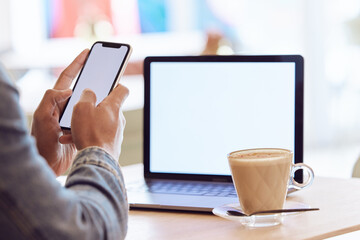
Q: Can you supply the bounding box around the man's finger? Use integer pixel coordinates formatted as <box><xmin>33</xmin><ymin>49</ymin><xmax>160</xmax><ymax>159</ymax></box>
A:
<box><xmin>59</xmin><ymin>134</ymin><xmax>74</xmax><ymax>144</ymax></box>
<box><xmin>54</xmin><ymin>49</ymin><xmax>89</xmax><ymax>90</ymax></box>
<box><xmin>102</xmin><ymin>84</ymin><xmax>129</xmax><ymax>109</ymax></box>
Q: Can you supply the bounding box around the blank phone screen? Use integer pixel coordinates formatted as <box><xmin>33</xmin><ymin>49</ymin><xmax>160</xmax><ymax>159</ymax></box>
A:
<box><xmin>60</xmin><ymin>43</ymin><xmax>129</xmax><ymax>129</ymax></box>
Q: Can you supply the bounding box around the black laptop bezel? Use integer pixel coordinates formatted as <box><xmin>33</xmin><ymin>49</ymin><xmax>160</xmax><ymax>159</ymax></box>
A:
<box><xmin>143</xmin><ymin>55</ymin><xmax>304</xmax><ymax>183</ymax></box>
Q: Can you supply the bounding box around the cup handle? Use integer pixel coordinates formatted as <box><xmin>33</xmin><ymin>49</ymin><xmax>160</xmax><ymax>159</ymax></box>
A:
<box><xmin>289</xmin><ymin>163</ymin><xmax>314</xmax><ymax>190</ymax></box>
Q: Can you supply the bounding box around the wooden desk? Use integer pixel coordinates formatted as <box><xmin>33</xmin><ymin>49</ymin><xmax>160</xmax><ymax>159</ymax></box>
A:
<box><xmin>122</xmin><ymin>164</ymin><xmax>360</xmax><ymax>240</ymax></box>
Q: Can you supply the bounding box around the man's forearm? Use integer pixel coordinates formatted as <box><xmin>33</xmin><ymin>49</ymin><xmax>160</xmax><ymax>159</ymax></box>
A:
<box><xmin>65</xmin><ymin>147</ymin><xmax>128</xmax><ymax>239</ymax></box>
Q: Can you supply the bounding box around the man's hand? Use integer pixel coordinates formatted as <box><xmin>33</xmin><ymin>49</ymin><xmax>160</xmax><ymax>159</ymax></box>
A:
<box><xmin>31</xmin><ymin>49</ymin><xmax>89</xmax><ymax>176</ymax></box>
<box><xmin>71</xmin><ymin>85</ymin><xmax>129</xmax><ymax>160</ymax></box>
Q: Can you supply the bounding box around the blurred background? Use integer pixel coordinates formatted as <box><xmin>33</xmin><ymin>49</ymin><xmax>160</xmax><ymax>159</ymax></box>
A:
<box><xmin>1</xmin><ymin>0</ymin><xmax>360</xmax><ymax>178</ymax></box>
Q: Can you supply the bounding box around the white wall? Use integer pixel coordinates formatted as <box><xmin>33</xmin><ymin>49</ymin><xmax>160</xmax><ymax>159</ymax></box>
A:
<box><xmin>0</xmin><ymin>0</ymin><xmax>12</xmax><ymax>52</ymax></box>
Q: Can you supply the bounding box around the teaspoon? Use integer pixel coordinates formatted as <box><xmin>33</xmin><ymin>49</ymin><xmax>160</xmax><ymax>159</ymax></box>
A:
<box><xmin>227</xmin><ymin>207</ymin><xmax>320</xmax><ymax>217</ymax></box>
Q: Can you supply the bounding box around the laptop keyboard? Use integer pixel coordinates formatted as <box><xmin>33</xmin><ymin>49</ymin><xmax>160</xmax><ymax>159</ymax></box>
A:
<box><xmin>127</xmin><ymin>181</ymin><xmax>237</xmax><ymax>198</ymax></box>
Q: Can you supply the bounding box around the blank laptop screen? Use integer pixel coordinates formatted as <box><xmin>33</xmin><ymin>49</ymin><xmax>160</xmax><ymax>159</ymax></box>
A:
<box><xmin>147</xmin><ymin>58</ymin><xmax>298</xmax><ymax>176</ymax></box>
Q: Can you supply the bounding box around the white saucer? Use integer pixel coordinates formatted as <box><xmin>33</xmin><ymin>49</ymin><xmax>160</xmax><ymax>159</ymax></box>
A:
<box><xmin>212</xmin><ymin>200</ymin><xmax>310</xmax><ymax>228</ymax></box>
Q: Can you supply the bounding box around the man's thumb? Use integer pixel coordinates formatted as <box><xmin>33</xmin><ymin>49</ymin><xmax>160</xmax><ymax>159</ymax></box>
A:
<box><xmin>78</xmin><ymin>88</ymin><xmax>97</xmax><ymax>106</ymax></box>
<box><xmin>55</xmin><ymin>89</ymin><xmax>72</xmax><ymax>103</ymax></box>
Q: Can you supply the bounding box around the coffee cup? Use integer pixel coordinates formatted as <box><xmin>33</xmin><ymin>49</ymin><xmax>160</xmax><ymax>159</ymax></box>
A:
<box><xmin>227</xmin><ymin>148</ymin><xmax>314</xmax><ymax>217</ymax></box>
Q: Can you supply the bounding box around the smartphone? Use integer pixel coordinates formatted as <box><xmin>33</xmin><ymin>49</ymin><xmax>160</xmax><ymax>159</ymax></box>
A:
<box><xmin>59</xmin><ymin>41</ymin><xmax>132</xmax><ymax>129</ymax></box>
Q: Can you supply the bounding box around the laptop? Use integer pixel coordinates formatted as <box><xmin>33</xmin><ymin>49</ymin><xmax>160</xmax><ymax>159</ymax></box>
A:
<box><xmin>127</xmin><ymin>55</ymin><xmax>304</xmax><ymax>212</ymax></box>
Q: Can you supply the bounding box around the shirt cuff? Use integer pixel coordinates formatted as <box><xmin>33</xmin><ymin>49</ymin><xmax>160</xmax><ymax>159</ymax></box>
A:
<box><xmin>70</xmin><ymin>146</ymin><xmax>122</xmax><ymax>177</ymax></box>
<box><xmin>76</xmin><ymin>146</ymin><xmax>115</xmax><ymax>161</ymax></box>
